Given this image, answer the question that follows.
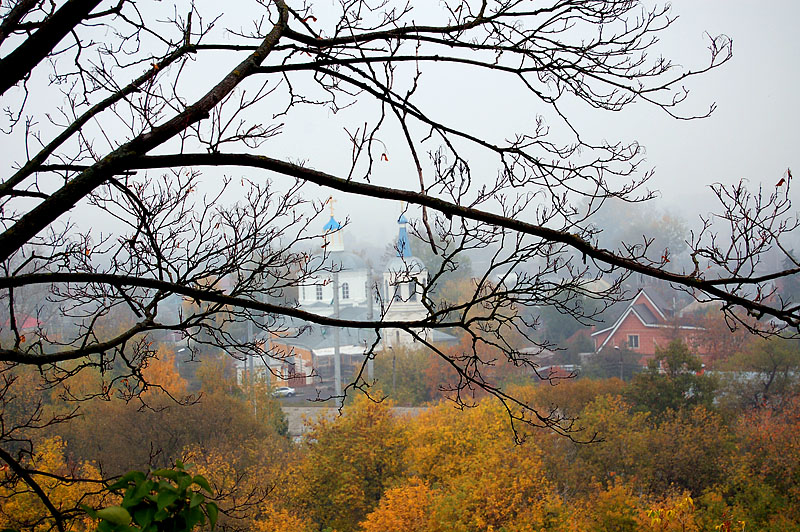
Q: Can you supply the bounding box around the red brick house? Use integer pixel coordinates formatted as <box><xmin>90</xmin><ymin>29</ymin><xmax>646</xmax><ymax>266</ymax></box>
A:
<box><xmin>591</xmin><ymin>289</ymin><xmax>704</xmax><ymax>363</ymax></box>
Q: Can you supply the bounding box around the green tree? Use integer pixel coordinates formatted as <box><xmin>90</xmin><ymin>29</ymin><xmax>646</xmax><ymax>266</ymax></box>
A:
<box><xmin>721</xmin><ymin>337</ymin><xmax>800</xmax><ymax>411</ymax></box>
<box><xmin>627</xmin><ymin>340</ymin><xmax>716</xmax><ymax>417</ymax></box>
<box><xmin>583</xmin><ymin>346</ymin><xmax>642</xmax><ymax>381</ymax></box>
<box><xmin>85</xmin><ymin>462</ymin><xmax>218</xmax><ymax>532</ymax></box>
<box><xmin>373</xmin><ymin>346</ymin><xmax>432</xmax><ymax>406</ymax></box>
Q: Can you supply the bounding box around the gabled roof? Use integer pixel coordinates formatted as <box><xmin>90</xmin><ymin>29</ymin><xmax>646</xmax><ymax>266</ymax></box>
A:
<box><xmin>632</xmin><ymin>303</ymin><xmax>659</xmax><ymax>325</ymax></box>
<box><xmin>591</xmin><ymin>289</ymin><xmax>669</xmax><ymax>352</ymax></box>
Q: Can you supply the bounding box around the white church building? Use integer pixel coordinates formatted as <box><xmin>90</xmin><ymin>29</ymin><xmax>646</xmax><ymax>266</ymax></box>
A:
<box><xmin>237</xmin><ymin>203</ymin><xmax>456</xmax><ymax>391</ymax></box>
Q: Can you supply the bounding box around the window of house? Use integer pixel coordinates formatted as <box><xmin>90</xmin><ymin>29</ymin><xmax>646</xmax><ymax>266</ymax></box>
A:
<box><xmin>316</xmin><ymin>285</ymin><xmax>323</xmax><ymax>301</ymax></box>
<box><xmin>342</xmin><ymin>282</ymin><xmax>350</xmax><ymax>300</ymax></box>
<box><xmin>627</xmin><ymin>334</ymin><xmax>640</xmax><ymax>349</ymax></box>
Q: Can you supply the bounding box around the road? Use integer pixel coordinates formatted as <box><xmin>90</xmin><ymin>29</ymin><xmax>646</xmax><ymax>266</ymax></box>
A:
<box><xmin>280</xmin><ymin>405</ymin><xmax>424</xmax><ymax>437</ymax></box>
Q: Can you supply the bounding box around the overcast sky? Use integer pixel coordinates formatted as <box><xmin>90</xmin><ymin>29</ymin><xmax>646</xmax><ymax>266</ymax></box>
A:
<box><xmin>3</xmin><ymin>1</ymin><xmax>798</xmax><ymax>253</ymax></box>
<box><xmin>278</xmin><ymin>0</ymin><xmax>800</xmax><ymax>246</ymax></box>
<box><xmin>615</xmin><ymin>1</ymin><xmax>799</xmax><ymax>207</ymax></box>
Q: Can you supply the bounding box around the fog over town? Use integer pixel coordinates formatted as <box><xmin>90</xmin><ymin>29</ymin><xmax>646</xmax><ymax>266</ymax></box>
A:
<box><xmin>0</xmin><ymin>1</ymin><xmax>799</xmax><ymax>531</ymax></box>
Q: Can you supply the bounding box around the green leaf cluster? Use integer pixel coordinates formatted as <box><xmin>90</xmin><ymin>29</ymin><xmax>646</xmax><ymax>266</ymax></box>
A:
<box><xmin>84</xmin><ymin>462</ymin><xmax>218</xmax><ymax>532</ymax></box>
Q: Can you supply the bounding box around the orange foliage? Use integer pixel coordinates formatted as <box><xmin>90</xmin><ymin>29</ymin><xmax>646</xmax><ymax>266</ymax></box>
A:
<box><xmin>360</xmin><ymin>479</ymin><xmax>433</xmax><ymax>532</ymax></box>
<box><xmin>734</xmin><ymin>396</ymin><xmax>800</xmax><ymax>506</ymax></box>
<box><xmin>141</xmin><ymin>345</ymin><xmax>188</xmax><ymax>398</ymax></box>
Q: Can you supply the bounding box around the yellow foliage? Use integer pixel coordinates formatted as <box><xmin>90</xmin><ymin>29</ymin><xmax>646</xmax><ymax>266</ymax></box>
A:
<box><xmin>403</xmin><ymin>399</ymin><xmax>563</xmax><ymax>531</ymax></box>
<box><xmin>0</xmin><ymin>437</ymin><xmax>104</xmax><ymax>531</ymax></box>
<box><xmin>568</xmin><ymin>482</ymin><xmax>641</xmax><ymax>532</ymax></box>
<box><xmin>252</xmin><ymin>505</ymin><xmax>315</xmax><ymax>532</ymax></box>
<box><xmin>645</xmin><ymin>493</ymin><xmax>700</xmax><ymax>532</ymax></box>
<box><xmin>291</xmin><ymin>394</ymin><xmax>407</xmax><ymax>531</ymax></box>
<box><xmin>182</xmin><ymin>445</ymin><xmax>240</xmax><ymax>498</ymax></box>
<box><xmin>183</xmin><ymin>439</ymin><xmax>295</xmax><ymax>531</ymax></box>
<box><xmin>564</xmin><ymin>395</ymin><xmax>651</xmax><ymax>492</ymax></box>
<box><xmin>404</xmin><ymin>400</ymin><xmax>508</xmax><ymax>483</ymax></box>
<box><xmin>360</xmin><ymin>478</ymin><xmax>433</xmax><ymax>532</ymax></box>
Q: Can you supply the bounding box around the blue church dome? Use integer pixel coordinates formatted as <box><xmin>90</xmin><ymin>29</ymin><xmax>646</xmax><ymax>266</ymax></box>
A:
<box><xmin>323</xmin><ymin>216</ymin><xmax>341</xmax><ymax>232</ymax></box>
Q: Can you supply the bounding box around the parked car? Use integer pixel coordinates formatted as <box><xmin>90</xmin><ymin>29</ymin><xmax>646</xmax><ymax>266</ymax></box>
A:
<box><xmin>272</xmin><ymin>386</ymin><xmax>296</xmax><ymax>398</ymax></box>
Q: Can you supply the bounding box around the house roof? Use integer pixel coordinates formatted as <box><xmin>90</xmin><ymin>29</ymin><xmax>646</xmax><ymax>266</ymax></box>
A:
<box><xmin>591</xmin><ymin>288</ymin><xmax>704</xmax><ymax>352</ymax></box>
<box><xmin>632</xmin><ymin>303</ymin><xmax>659</xmax><ymax>325</ymax></box>
<box><xmin>269</xmin><ymin>310</ymin><xmax>459</xmax><ymax>355</ymax></box>
<box><xmin>591</xmin><ymin>289</ymin><xmax>667</xmax><ymax>352</ymax></box>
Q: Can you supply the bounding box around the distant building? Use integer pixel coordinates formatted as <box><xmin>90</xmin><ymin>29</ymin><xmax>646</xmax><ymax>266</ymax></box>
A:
<box><xmin>296</xmin><ymin>213</ymin><xmax>371</xmax><ymax>315</ymax></box>
<box><xmin>237</xmin><ymin>204</ymin><xmax>456</xmax><ymax>390</ymax></box>
<box><xmin>381</xmin><ymin>212</ymin><xmax>430</xmax><ymax>348</ymax></box>
<box><xmin>591</xmin><ymin>288</ymin><xmax>705</xmax><ymax>364</ymax></box>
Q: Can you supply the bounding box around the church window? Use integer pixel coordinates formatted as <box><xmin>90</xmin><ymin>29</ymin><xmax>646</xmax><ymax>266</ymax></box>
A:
<box><xmin>342</xmin><ymin>282</ymin><xmax>350</xmax><ymax>300</ymax></box>
<box><xmin>408</xmin><ymin>281</ymin><xmax>417</xmax><ymax>301</ymax></box>
<box><xmin>316</xmin><ymin>285</ymin><xmax>323</xmax><ymax>301</ymax></box>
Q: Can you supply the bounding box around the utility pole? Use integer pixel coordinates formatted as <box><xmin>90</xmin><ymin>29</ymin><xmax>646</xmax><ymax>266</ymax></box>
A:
<box><xmin>333</xmin><ymin>271</ymin><xmax>342</xmax><ymax>408</ymax></box>
<box><xmin>367</xmin><ymin>267</ymin><xmax>374</xmax><ymax>381</ymax></box>
<box><xmin>248</xmin><ymin>318</ymin><xmax>256</xmax><ymax>417</ymax></box>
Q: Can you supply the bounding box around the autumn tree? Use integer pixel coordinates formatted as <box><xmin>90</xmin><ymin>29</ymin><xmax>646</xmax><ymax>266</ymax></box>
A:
<box><xmin>0</xmin><ymin>437</ymin><xmax>104</xmax><ymax>532</ymax></box>
<box><xmin>359</xmin><ymin>480</ymin><xmax>434</xmax><ymax>532</ymax></box>
<box><xmin>721</xmin><ymin>337</ymin><xmax>800</xmax><ymax>411</ymax></box>
<box><xmin>401</xmin><ymin>400</ymin><xmax>565</xmax><ymax>531</ymax></box>
<box><xmin>692</xmin><ymin>310</ymin><xmax>751</xmax><ymax>367</ymax></box>
<box><xmin>292</xmin><ymin>395</ymin><xmax>407</xmax><ymax>531</ymax></box>
<box><xmin>1</xmin><ymin>0</ymin><xmax>800</xmax><ymax>521</ymax></box>
<box><xmin>627</xmin><ymin>340</ymin><xmax>717</xmax><ymax>417</ymax></box>
<box><xmin>58</xmin><ymin>352</ymin><xmax>288</xmax><ymax>475</ymax></box>
<box><xmin>372</xmin><ymin>345</ymin><xmax>433</xmax><ymax>406</ymax></box>
<box><xmin>720</xmin><ymin>395</ymin><xmax>800</xmax><ymax>529</ymax></box>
